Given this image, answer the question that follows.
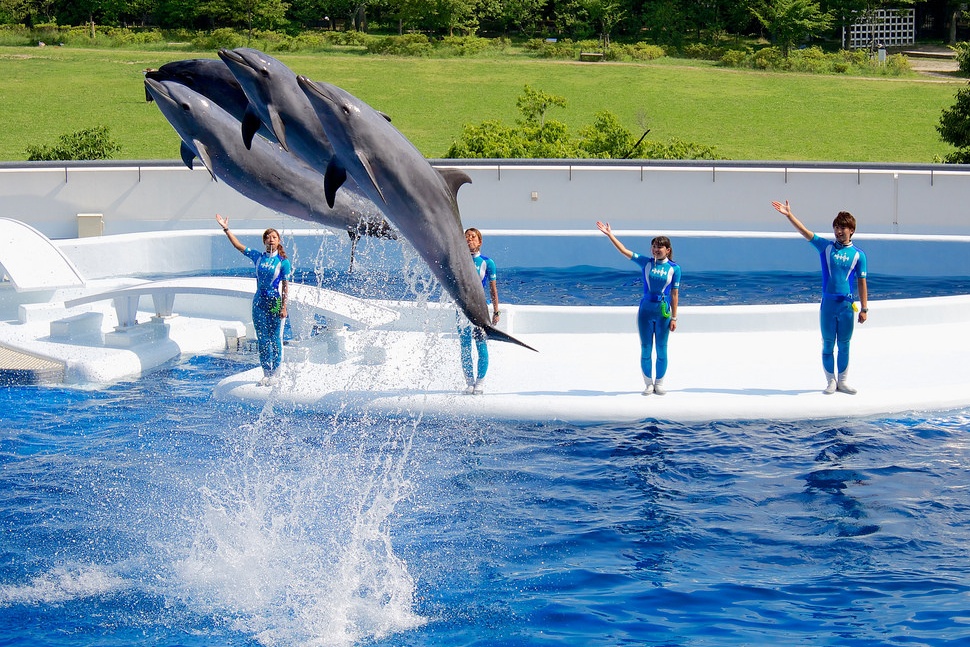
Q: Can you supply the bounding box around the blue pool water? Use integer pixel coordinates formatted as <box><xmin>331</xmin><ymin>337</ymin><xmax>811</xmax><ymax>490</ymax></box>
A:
<box><xmin>3</xmin><ymin>268</ymin><xmax>970</xmax><ymax>646</ymax></box>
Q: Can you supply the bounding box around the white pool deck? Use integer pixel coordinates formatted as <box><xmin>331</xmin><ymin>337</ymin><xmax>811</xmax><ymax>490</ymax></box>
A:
<box><xmin>210</xmin><ymin>295</ymin><xmax>970</xmax><ymax>423</ymax></box>
<box><xmin>2</xmin><ymin>219</ymin><xmax>970</xmax><ymax>422</ymax></box>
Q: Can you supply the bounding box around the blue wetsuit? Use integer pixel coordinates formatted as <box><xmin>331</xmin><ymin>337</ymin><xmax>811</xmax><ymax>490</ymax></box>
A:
<box><xmin>244</xmin><ymin>248</ymin><xmax>292</xmax><ymax>376</ymax></box>
<box><xmin>809</xmin><ymin>235</ymin><xmax>867</xmax><ymax>374</ymax></box>
<box><xmin>459</xmin><ymin>252</ymin><xmax>497</xmax><ymax>384</ymax></box>
<box><xmin>632</xmin><ymin>253</ymin><xmax>681</xmax><ymax>380</ymax></box>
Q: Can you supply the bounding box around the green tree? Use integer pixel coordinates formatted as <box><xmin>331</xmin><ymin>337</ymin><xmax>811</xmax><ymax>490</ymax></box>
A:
<box><xmin>582</xmin><ymin>0</ymin><xmax>624</xmax><ymax>46</ymax></box>
<box><xmin>751</xmin><ymin>0</ymin><xmax>833</xmax><ymax>57</ymax></box>
<box><xmin>937</xmin><ymin>84</ymin><xmax>970</xmax><ymax>164</ymax></box>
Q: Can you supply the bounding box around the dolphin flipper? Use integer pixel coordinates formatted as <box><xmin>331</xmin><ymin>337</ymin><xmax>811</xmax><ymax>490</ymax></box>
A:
<box><xmin>241</xmin><ymin>108</ymin><xmax>263</xmax><ymax>150</ymax></box>
<box><xmin>356</xmin><ymin>151</ymin><xmax>387</xmax><ymax>205</ymax></box>
<box><xmin>179</xmin><ymin>141</ymin><xmax>196</xmax><ymax>169</ymax></box>
<box><xmin>324</xmin><ymin>158</ymin><xmax>347</xmax><ymax>209</ymax></box>
<box><xmin>193</xmin><ymin>141</ymin><xmax>218</xmax><ymax>181</ymax></box>
<box><xmin>484</xmin><ymin>324</ymin><xmax>537</xmax><ymax>352</ymax></box>
<box><xmin>268</xmin><ymin>106</ymin><xmax>287</xmax><ymax>150</ymax></box>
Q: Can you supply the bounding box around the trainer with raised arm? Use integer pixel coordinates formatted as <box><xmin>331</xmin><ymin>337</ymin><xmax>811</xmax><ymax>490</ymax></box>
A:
<box><xmin>772</xmin><ymin>200</ymin><xmax>869</xmax><ymax>394</ymax></box>
<box><xmin>596</xmin><ymin>221</ymin><xmax>680</xmax><ymax>396</ymax></box>
<box><xmin>216</xmin><ymin>214</ymin><xmax>292</xmax><ymax>386</ymax></box>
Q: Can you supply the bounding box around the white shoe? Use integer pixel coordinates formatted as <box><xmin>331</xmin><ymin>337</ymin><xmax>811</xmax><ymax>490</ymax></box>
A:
<box><xmin>258</xmin><ymin>376</ymin><xmax>271</xmax><ymax>387</ymax></box>
<box><xmin>653</xmin><ymin>379</ymin><xmax>666</xmax><ymax>396</ymax></box>
<box><xmin>836</xmin><ymin>371</ymin><xmax>857</xmax><ymax>395</ymax></box>
<box><xmin>823</xmin><ymin>372</ymin><xmax>837</xmax><ymax>394</ymax></box>
<box><xmin>463</xmin><ymin>383</ymin><xmax>475</xmax><ymax>395</ymax></box>
<box><xmin>473</xmin><ymin>379</ymin><xmax>485</xmax><ymax>395</ymax></box>
<box><xmin>642</xmin><ymin>376</ymin><xmax>653</xmax><ymax>396</ymax></box>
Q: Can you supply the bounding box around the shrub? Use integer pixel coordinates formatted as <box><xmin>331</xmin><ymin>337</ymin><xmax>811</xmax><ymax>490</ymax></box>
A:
<box><xmin>720</xmin><ymin>48</ymin><xmax>750</xmax><ymax>67</ymax></box>
<box><xmin>753</xmin><ymin>46</ymin><xmax>785</xmax><ymax>70</ymax></box>
<box><xmin>191</xmin><ymin>28</ymin><xmax>245</xmax><ymax>51</ymax></box>
<box><xmin>365</xmin><ymin>33</ymin><xmax>433</xmax><ymax>56</ymax></box>
<box><xmin>438</xmin><ymin>36</ymin><xmax>494</xmax><ymax>57</ymax></box>
<box><xmin>952</xmin><ymin>42</ymin><xmax>970</xmax><ymax>76</ymax></box>
<box><xmin>25</xmin><ymin>126</ymin><xmax>121</xmax><ymax>161</ymax></box>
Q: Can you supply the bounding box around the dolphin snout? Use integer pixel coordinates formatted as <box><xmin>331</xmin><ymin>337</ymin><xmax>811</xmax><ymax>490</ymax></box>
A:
<box><xmin>217</xmin><ymin>48</ymin><xmax>245</xmax><ymax>65</ymax></box>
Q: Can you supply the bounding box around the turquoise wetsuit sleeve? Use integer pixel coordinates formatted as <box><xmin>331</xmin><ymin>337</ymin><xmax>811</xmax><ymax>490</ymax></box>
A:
<box><xmin>243</xmin><ymin>247</ymin><xmax>261</xmax><ymax>264</ymax></box>
<box><xmin>282</xmin><ymin>258</ymin><xmax>293</xmax><ymax>281</ymax></box>
<box><xmin>808</xmin><ymin>234</ymin><xmax>827</xmax><ymax>253</ymax></box>
<box><xmin>485</xmin><ymin>257</ymin><xmax>497</xmax><ymax>283</ymax></box>
<box><xmin>857</xmin><ymin>249</ymin><xmax>867</xmax><ymax>278</ymax></box>
<box><xmin>672</xmin><ymin>263</ymin><xmax>682</xmax><ymax>290</ymax></box>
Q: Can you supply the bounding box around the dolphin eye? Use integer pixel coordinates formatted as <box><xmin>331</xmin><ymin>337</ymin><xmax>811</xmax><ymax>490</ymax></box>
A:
<box><xmin>260</xmin><ymin>68</ymin><xmax>270</xmax><ymax>78</ymax></box>
<box><xmin>180</xmin><ymin>101</ymin><xmax>191</xmax><ymax>111</ymax></box>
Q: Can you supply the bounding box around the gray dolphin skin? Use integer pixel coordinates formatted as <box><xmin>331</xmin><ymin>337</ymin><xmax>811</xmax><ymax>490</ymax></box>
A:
<box><xmin>145</xmin><ymin>58</ymin><xmax>277</xmax><ymax>145</ymax></box>
<box><xmin>217</xmin><ymin>47</ymin><xmax>375</xmax><ymax>208</ymax></box>
<box><xmin>297</xmin><ymin>76</ymin><xmax>535</xmax><ymax>351</ymax></box>
<box><xmin>144</xmin><ymin>77</ymin><xmax>394</xmax><ymax>242</ymax></box>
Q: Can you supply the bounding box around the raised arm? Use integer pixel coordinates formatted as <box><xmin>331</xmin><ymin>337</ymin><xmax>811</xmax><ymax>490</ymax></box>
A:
<box><xmin>215</xmin><ymin>214</ymin><xmax>246</xmax><ymax>252</ymax></box>
<box><xmin>771</xmin><ymin>200</ymin><xmax>814</xmax><ymax>241</ymax></box>
<box><xmin>596</xmin><ymin>221</ymin><xmax>634</xmax><ymax>259</ymax></box>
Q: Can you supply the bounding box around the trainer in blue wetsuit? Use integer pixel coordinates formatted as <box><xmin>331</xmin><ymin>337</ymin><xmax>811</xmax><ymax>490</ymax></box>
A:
<box><xmin>216</xmin><ymin>215</ymin><xmax>292</xmax><ymax>386</ymax></box>
<box><xmin>596</xmin><ymin>221</ymin><xmax>680</xmax><ymax>396</ymax></box>
<box><xmin>458</xmin><ymin>228</ymin><xmax>500</xmax><ymax>395</ymax></box>
<box><xmin>772</xmin><ymin>200</ymin><xmax>869</xmax><ymax>395</ymax></box>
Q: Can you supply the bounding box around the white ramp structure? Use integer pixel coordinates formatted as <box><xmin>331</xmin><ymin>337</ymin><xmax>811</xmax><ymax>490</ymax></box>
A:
<box><xmin>0</xmin><ymin>218</ymin><xmax>85</xmax><ymax>292</ymax></box>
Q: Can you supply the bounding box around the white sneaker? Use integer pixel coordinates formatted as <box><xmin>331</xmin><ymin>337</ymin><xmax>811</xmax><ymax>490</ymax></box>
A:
<box><xmin>823</xmin><ymin>372</ymin><xmax>837</xmax><ymax>394</ymax></box>
<box><xmin>463</xmin><ymin>383</ymin><xmax>475</xmax><ymax>395</ymax></box>
<box><xmin>653</xmin><ymin>379</ymin><xmax>666</xmax><ymax>396</ymax></box>
<box><xmin>258</xmin><ymin>376</ymin><xmax>271</xmax><ymax>387</ymax></box>
<box><xmin>473</xmin><ymin>379</ymin><xmax>485</xmax><ymax>395</ymax></box>
<box><xmin>641</xmin><ymin>383</ymin><xmax>654</xmax><ymax>396</ymax></box>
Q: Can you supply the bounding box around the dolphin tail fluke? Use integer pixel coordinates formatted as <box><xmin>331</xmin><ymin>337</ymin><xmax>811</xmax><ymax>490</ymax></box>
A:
<box><xmin>483</xmin><ymin>325</ymin><xmax>537</xmax><ymax>352</ymax></box>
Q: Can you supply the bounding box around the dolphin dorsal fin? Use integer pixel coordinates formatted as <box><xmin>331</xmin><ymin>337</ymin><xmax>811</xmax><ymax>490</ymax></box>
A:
<box><xmin>241</xmin><ymin>107</ymin><xmax>263</xmax><ymax>150</ymax></box>
<box><xmin>324</xmin><ymin>158</ymin><xmax>347</xmax><ymax>209</ymax></box>
<box><xmin>437</xmin><ymin>168</ymin><xmax>472</xmax><ymax>200</ymax></box>
<box><xmin>356</xmin><ymin>151</ymin><xmax>387</xmax><ymax>205</ymax></box>
<box><xmin>193</xmin><ymin>141</ymin><xmax>217</xmax><ymax>181</ymax></box>
<box><xmin>179</xmin><ymin>141</ymin><xmax>196</xmax><ymax>170</ymax></box>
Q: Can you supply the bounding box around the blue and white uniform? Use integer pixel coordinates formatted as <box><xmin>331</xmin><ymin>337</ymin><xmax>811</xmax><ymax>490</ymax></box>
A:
<box><xmin>244</xmin><ymin>247</ymin><xmax>292</xmax><ymax>376</ymax></box>
<box><xmin>809</xmin><ymin>235</ymin><xmax>866</xmax><ymax>374</ymax></box>
<box><xmin>632</xmin><ymin>253</ymin><xmax>681</xmax><ymax>380</ymax></box>
<box><xmin>459</xmin><ymin>252</ymin><xmax>497</xmax><ymax>385</ymax></box>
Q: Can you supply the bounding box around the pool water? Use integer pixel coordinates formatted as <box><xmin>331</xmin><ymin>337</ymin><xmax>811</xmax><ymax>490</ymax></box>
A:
<box><xmin>2</xmin><ymin>267</ymin><xmax>970</xmax><ymax>646</ymax></box>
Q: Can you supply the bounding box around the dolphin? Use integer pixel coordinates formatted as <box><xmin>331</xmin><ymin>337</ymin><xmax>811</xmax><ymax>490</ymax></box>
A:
<box><xmin>297</xmin><ymin>76</ymin><xmax>535</xmax><ymax>351</ymax></box>
<box><xmin>144</xmin><ymin>77</ymin><xmax>395</xmax><ymax>249</ymax></box>
<box><xmin>216</xmin><ymin>48</ymin><xmax>334</xmax><ymax>159</ymax></box>
<box><xmin>144</xmin><ymin>58</ymin><xmax>277</xmax><ymax>142</ymax></box>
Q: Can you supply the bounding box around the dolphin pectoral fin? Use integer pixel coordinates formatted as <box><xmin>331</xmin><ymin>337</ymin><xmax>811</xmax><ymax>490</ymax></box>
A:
<box><xmin>484</xmin><ymin>325</ymin><xmax>537</xmax><ymax>352</ymax></box>
<box><xmin>356</xmin><ymin>151</ymin><xmax>387</xmax><ymax>204</ymax></box>
<box><xmin>193</xmin><ymin>141</ymin><xmax>218</xmax><ymax>181</ymax></box>
<box><xmin>378</xmin><ymin>110</ymin><xmax>392</xmax><ymax>123</ymax></box>
<box><xmin>324</xmin><ymin>158</ymin><xmax>347</xmax><ymax>209</ymax></box>
<box><xmin>241</xmin><ymin>108</ymin><xmax>263</xmax><ymax>150</ymax></box>
<box><xmin>437</xmin><ymin>168</ymin><xmax>473</xmax><ymax>199</ymax></box>
<box><xmin>269</xmin><ymin>107</ymin><xmax>288</xmax><ymax>151</ymax></box>
<box><xmin>179</xmin><ymin>142</ymin><xmax>196</xmax><ymax>170</ymax></box>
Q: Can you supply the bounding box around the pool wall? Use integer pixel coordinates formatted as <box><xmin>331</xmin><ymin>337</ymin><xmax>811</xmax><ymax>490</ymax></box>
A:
<box><xmin>2</xmin><ymin>160</ymin><xmax>970</xmax><ymax>277</ymax></box>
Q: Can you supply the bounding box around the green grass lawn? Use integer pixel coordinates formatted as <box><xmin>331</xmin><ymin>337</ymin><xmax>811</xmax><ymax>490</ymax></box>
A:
<box><xmin>0</xmin><ymin>46</ymin><xmax>962</xmax><ymax>163</ymax></box>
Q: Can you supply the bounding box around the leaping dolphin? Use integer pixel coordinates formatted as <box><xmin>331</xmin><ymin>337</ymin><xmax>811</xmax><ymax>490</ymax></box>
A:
<box><xmin>297</xmin><ymin>76</ymin><xmax>535</xmax><ymax>351</ymax></box>
<box><xmin>144</xmin><ymin>77</ymin><xmax>395</xmax><ymax>249</ymax></box>
<box><xmin>145</xmin><ymin>58</ymin><xmax>278</xmax><ymax>145</ymax></box>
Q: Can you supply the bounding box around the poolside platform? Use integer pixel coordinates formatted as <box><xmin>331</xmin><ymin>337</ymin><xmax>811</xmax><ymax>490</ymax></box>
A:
<box><xmin>212</xmin><ymin>295</ymin><xmax>970</xmax><ymax>424</ymax></box>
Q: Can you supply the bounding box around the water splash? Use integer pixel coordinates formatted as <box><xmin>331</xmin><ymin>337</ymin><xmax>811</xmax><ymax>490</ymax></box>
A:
<box><xmin>175</xmin><ymin>408</ymin><xmax>426</xmax><ymax>647</ymax></box>
<box><xmin>0</xmin><ymin>564</ymin><xmax>126</xmax><ymax>606</ymax></box>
